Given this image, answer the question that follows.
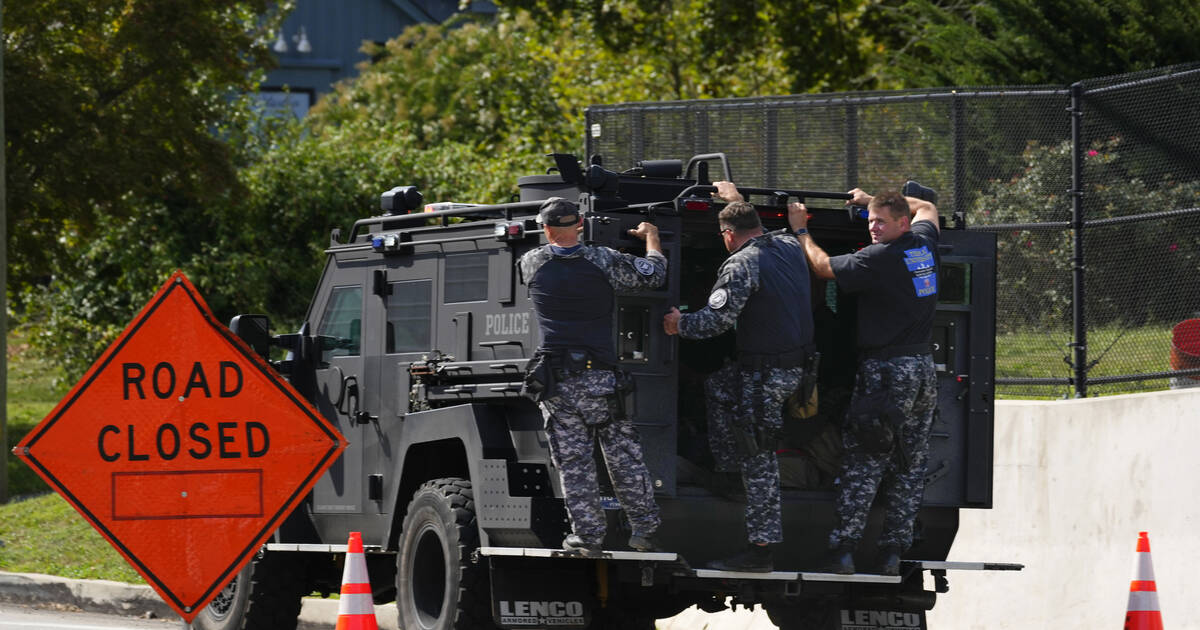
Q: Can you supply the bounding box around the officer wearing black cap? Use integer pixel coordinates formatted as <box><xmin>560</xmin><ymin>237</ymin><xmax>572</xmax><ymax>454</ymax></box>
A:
<box><xmin>518</xmin><ymin>197</ymin><xmax>667</xmax><ymax>553</ymax></box>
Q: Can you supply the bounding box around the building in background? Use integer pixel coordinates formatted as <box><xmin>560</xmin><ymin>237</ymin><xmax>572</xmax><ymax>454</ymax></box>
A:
<box><xmin>261</xmin><ymin>0</ymin><xmax>496</xmax><ymax>118</ymax></box>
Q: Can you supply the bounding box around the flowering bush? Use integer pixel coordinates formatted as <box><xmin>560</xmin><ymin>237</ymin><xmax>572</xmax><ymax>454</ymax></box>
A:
<box><xmin>975</xmin><ymin>137</ymin><xmax>1200</xmax><ymax>332</ymax></box>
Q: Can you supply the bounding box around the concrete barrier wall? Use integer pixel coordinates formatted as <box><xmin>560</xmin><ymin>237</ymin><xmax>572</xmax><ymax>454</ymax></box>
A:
<box><xmin>927</xmin><ymin>387</ymin><xmax>1200</xmax><ymax>629</ymax></box>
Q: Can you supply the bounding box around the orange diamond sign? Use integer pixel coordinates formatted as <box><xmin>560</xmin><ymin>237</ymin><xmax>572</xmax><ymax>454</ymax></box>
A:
<box><xmin>13</xmin><ymin>272</ymin><xmax>346</xmax><ymax>622</ymax></box>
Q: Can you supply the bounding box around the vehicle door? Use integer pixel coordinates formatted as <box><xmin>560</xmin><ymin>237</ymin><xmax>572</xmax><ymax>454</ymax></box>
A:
<box><xmin>367</xmin><ymin>252</ymin><xmax>439</xmax><ymax>514</ymax></box>
<box><xmin>923</xmin><ymin>229</ymin><xmax>997</xmax><ymax>508</ymax></box>
<box><xmin>310</xmin><ymin>258</ymin><xmax>371</xmax><ymax>516</ymax></box>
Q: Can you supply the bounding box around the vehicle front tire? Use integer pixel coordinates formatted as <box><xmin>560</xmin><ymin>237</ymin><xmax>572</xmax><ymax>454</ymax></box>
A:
<box><xmin>192</xmin><ymin>551</ymin><xmax>307</xmax><ymax>630</ymax></box>
<box><xmin>396</xmin><ymin>477</ymin><xmax>494</xmax><ymax>630</ymax></box>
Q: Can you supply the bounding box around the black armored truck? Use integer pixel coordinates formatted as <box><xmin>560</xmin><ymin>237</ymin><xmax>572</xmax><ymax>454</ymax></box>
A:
<box><xmin>202</xmin><ymin>152</ymin><xmax>1017</xmax><ymax>630</ymax></box>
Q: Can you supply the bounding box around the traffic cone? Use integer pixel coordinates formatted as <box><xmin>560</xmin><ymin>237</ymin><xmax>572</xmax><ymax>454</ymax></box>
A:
<box><xmin>1124</xmin><ymin>532</ymin><xmax>1164</xmax><ymax>630</ymax></box>
<box><xmin>336</xmin><ymin>531</ymin><xmax>379</xmax><ymax>630</ymax></box>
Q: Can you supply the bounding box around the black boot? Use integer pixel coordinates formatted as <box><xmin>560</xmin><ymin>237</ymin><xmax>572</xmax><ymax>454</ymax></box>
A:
<box><xmin>562</xmin><ymin>534</ymin><xmax>602</xmax><ymax>554</ymax></box>
<box><xmin>874</xmin><ymin>545</ymin><xmax>902</xmax><ymax>576</ymax></box>
<box><xmin>628</xmin><ymin>533</ymin><xmax>664</xmax><ymax>552</ymax></box>
<box><xmin>706</xmin><ymin>544</ymin><xmax>773</xmax><ymax>572</ymax></box>
<box><xmin>824</xmin><ymin>543</ymin><xmax>856</xmax><ymax>575</ymax></box>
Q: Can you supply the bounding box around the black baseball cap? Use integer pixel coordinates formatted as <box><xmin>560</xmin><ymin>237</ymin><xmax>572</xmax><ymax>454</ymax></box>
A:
<box><xmin>538</xmin><ymin>197</ymin><xmax>581</xmax><ymax>227</ymax></box>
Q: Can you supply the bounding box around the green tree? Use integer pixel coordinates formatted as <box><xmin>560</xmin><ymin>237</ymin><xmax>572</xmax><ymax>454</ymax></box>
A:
<box><xmin>4</xmin><ymin>0</ymin><xmax>289</xmax><ymax>299</ymax></box>
<box><xmin>869</xmin><ymin>0</ymin><xmax>1200</xmax><ymax>87</ymax></box>
<box><xmin>495</xmin><ymin>0</ymin><xmax>875</xmax><ymax>96</ymax></box>
<box><xmin>24</xmin><ymin>13</ymin><xmax>573</xmax><ymax>380</ymax></box>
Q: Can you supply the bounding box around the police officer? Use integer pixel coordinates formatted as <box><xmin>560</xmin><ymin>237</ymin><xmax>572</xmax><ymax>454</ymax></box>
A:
<box><xmin>663</xmin><ymin>183</ymin><xmax>814</xmax><ymax>572</ymax></box>
<box><xmin>518</xmin><ymin>197</ymin><xmax>666</xmax><ymax>554</ymax></box>
<box><xmin>789</xmin><ymin>187</ymin><xmax>940</xmax><ymax>575</ymax></box>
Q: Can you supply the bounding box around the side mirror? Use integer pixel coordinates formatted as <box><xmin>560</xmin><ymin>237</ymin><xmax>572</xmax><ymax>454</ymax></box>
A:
<box><xmin>229</xmin><ymin>314</ymin><xmax>271</xmax><ymax>359</ymax></box>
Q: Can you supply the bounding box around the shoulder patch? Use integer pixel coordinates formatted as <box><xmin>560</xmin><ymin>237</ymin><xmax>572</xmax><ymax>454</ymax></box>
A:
<box><xmin>707</xmin><ymin>288</ymin><xmax>729</xmax><ymax>310</ymax></box>
<box><xmin>633</xmin><ymin>257</ymin><xmax>656</xmax><ymax>276</ymax></box>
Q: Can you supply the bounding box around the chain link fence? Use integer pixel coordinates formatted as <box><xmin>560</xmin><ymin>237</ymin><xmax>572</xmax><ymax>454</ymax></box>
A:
<box><xmin>584</xmin><ymin>64</ymin><xmax>1200</xmax><ymax>398</ymax></box>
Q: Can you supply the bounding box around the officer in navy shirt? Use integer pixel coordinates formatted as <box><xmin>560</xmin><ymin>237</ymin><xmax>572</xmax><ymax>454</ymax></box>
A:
<box><xmin>518</xmin><ymin>198</ymin><xmax>666</xmax><ymax>554</ymax></box>
<box><xmin>790</xmin><ymin>188</ymin><xmax>941</xmax><ymax>576</ymax></box>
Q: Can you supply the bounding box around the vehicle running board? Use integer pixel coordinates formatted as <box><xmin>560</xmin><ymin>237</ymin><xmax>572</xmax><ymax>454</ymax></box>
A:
<box><xmin>696</xmin><ymin>569</ymin><xmax>901</xmax><ymax>583</ymax></box>
<box><xmin>266</xmin><ymin>543</ymin><xmax>386</xmax><ymax>553</ymax></box>
<box><xmin>692</xmin><ymin>560</ymin><xmax>1024</xmax><ymax>582</ymax></box>
<box><xmin>479</xmin><ymin>546</ymin><xmax>677</xmax><ymax>562</ymax></box>
<box><xmin>917</xmin><ymin>560</ymin><xmax>1024</xmax><ymax>571</ymax></box>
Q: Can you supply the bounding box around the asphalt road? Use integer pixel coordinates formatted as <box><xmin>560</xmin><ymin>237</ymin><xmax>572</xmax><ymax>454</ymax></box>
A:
<box><xmin>0</xmin><ymin>603</ymin><xmax>183</xmax><ymax>630</ymax></box>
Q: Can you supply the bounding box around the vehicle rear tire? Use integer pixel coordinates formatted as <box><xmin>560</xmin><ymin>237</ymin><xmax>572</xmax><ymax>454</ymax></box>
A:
<box><xmin>192</xmin><ymin>551</ymin><xmax>307</xmax><ymax>630</ymax></box>
<box><xmin>396</xmin><ymin>477</ymin><xmax>494</xmax><ymax>630</ymax></box>
<box><xmin>766</xmin><ymin>603</ymin><xmax>840</xmax><ymax>630</ymax></box>
<box><xmin>588</xmin><ymin>606</ymin><xmax>657</xmax><ymax>629</ymax></box>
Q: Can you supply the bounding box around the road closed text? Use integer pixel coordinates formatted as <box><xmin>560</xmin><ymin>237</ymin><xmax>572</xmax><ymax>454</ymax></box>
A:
<box><xmin>97</xmin><ymin>360</ymin><xmax>268</xmax><ymax>462</ymax></box>
<box><xmin>98</xmin><ymin>421</ymin><xmax>270</xmax><ymax>462</ymax></box>
<box><xmin>122</xmin><ymin>360</ymin><xmax>243</xmax><ymax>400</ymax></box>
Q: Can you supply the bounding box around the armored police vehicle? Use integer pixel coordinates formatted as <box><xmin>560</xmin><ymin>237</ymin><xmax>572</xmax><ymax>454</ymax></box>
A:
<box><xmin>200</xmin><ymin>152</ymin><xmax>1017</xmax><ymax>630</ymax></box>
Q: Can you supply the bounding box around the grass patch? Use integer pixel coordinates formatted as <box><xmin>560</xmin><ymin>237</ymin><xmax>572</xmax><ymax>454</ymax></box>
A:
<box><xmin>7</xmin><ymin>327</ymin><xmax>68</xmax><ymax>497</ymax></box>
<box><xmin>0</xmin><ymin>328</ymin><xmax>324</xmax><ymax>589</ymax></box>
<box><xmin>3</xmin><ymin>328</ymin><xmax>142</xmax><ymax>583</ymax></box>
<box><xmin>996</xmin><ymin>324</ymin><xmax>1180</xmax><ymax>399</ymax></box>
<box><xmin>0</xmin><ymin>492</ymin><xmax>144</xmax><ymax>583</ymax></box>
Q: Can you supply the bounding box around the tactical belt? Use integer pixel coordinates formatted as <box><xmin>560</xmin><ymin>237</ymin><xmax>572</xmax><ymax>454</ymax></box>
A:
<box><xmin>538</xmin><ymin>347</ymin><xmax>618</xmax><ymax>372</ymax></box>
<box><xmin>859</xmin><ymin>343</ymin><xmax>932</xmax><ymax>361</ymax></box>
<box><xmin>736</xmin><ymin>345</ymin><xmax>814</xmax><ymax>370</ymax></box>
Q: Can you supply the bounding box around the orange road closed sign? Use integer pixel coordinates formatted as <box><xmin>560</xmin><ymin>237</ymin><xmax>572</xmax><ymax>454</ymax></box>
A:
<box><xmin>13</xmin><ymin>272</ymin><xmax>347</xmax><ymax>622</ymax></box>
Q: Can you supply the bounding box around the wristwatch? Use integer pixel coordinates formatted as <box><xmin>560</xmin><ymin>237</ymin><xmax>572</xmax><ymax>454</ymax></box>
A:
<box><xmin>794</xmin><ymin>227</ymin><xmax>809</xmax><ymax>236</ymax></box>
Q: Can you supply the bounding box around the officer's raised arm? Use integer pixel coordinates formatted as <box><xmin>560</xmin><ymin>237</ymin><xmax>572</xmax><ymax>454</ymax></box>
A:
<box><xmin>627</xmin><ymin>221</ymin><xmax>662</xmax><ymax>254</ymax></box>
<box><xmin>593</xmin><ymin>221</ymin><xmax>666</xmax><ymax>292</ymax></box>
<box><xmin>788</xmin><ymin>200</ymin><xmax>834</xmax><ymax>280</ymax></box>
<box><xmin>712</xmin><ymin>181</ymin><xmax>745</xmax><ymax>202</ymax></box>
<box><xmin>906</xmin><ymin>196</ymin><xmax>940</xmax><ymax>232</ymax></box>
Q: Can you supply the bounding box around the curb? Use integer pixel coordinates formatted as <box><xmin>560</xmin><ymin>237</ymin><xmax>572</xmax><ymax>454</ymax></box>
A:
<box><xmin>0</xmin><ymin>571</ymin><xmax>175</xmax><ymax>620</ymax></box>
<box><xmin>298</xmin><ymin>598</ymin><xmax>400</xmax><ymax>630</ymax></box>
<box><xmin>0</xmin><ymin>571</ymin><xmax>399</xmax><ymax>629</ymax></box>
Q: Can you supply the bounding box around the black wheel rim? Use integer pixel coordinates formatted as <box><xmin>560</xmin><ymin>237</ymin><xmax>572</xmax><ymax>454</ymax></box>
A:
<box><xmin>207</xmin><ymin>574</ymin><xmax>240</xmax><ymax>620</ymax></box>
<box><xmin>410</xmin><ymin>521</ymin><xmax>448</xmax><ymax>627</ymax></box>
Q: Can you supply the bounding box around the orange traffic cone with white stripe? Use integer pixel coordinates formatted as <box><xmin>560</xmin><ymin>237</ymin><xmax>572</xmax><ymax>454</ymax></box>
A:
<box><xmin>336</xmin><ymin>531</ymin><xmax>379</xmax><ymax>630</ymax></box>
<box><xmin>1124</xmin><ymin>531</ymin><xmax>1164</xmax><ymax>630</ymax></box>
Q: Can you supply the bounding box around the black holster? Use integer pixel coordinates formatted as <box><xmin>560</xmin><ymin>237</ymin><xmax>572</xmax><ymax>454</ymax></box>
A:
<box><xmin>521</xmin><ymin>350</ymin><xmax>558</xmax><ymax>402</ymax></box>
<box><xmin>845</xmin><ymin>390</ymin><xmax>897</xmax><ymax>454</ymax></box>
<box><xmin>607</xmin><ymin>368</ymin><xmax>636</xmax><ymax>422</ymax></box>
<box><xmin>845</xmin><ymin>367</ymin><xmax>908</xmax><ymax>462</ymax></box>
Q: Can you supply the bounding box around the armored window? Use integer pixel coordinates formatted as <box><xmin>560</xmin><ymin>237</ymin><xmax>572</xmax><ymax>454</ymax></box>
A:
<box><xmin>444</xmin><ymin>251</ymin><xmax>489</xmax><ymax>303</ymax></box>
<box><xmin>386</xmin><ymin>280</ymin><xmax>432</xmax><ymax>353</ymax></box>
<box><xmin>317</xmin><ymin>285</ymin><xmax>363</xmax><ymax>360</ymax></box>
<box><xmin>939</xmin><ymin>262</ymin><xmax>970</xmax><ymax>305</ymax></box>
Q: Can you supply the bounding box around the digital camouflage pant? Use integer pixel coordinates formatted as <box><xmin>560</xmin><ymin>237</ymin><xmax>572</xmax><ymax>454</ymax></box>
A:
<box><xmin>828</xmin><ymin>355</ymin><xmax>937</xmax><ymax>551</ymax></box>
<box><xmin>706</xmin><ymin>361</ymin><xmax>804</xmax><ymax>544</ymax></box>
<box><xmin>540</xmin><ymin>369</ymin><xmax>661</xmax><ymax>546</ymax></box>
